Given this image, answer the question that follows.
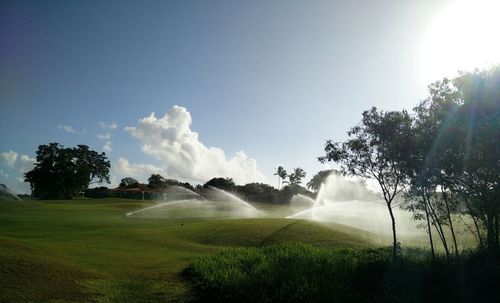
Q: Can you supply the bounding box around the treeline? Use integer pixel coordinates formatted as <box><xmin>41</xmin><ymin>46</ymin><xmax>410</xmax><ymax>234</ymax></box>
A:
<box><xmin>319</xmin><ymin>66</ymin><xmax>499</xmax><ymax>255</ymax></box>
<box><xmin>85</xmin><ymin>174</ymin><xmax>317</xmax><ymax>205</ymax></box>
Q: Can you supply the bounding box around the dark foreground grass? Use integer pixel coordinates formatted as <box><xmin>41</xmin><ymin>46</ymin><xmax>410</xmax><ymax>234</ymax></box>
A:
<box><xmin>185</xmin><ymin>243</ymin><xmax>500</xmax><ymax>303</ymax></box>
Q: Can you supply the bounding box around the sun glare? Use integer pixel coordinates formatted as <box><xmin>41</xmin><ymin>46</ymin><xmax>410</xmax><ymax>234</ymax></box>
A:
<box><xmin>421</xmin><ymin>0</ymin><xmax>500</xmax><ymax>83</ymax></box>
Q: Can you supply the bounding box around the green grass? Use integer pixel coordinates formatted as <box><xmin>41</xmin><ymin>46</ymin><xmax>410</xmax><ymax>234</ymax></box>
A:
<box><xmin>185</xmin><ymin>243</ymin><xmax>500</xmax><ymax>303</ymax></box>
<box><xmin>0</xmin><ymin>199</ymin><xmax>373</xmax><ymax>302</ymax></box>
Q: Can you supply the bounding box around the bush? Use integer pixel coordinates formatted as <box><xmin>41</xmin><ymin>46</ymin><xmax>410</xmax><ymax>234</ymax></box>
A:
<box><xmin>184</xmin><ymin>244</ymin><xmax>499</xmax><ymax>303</ymax></box>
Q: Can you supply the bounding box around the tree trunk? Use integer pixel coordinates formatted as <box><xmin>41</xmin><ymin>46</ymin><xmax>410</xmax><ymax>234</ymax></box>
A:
<box><xmin>387</xmin><ymin>203</ymin><xmax>398</xmax><ymax>259</ymax></box>
<box><xmin>464</xmin><ymin>196</ymin><xmax>483</xmax><ymax>249</ymax></box>
<box><xmin>495</xmin><ymin>214</ymin><xmax>499</xmax><ymax>247</ymax></box>
<box><xmin>427</xmin><ymin>193</ymin><xmax>450</xmax><ymax>258</ymax></box>
<box><xmin>486</xmin><ymin>214</ymin><xmax>496</xmax><ymax>250</ymax></box>
<box><xmin>442</xmin><ymin>191</ymin><xmax>459</xmax><ymax>257</ymax></box>
<box><xmin>423</xmin><ymin>195</ymin><xmax>435</xmax><ymax>261</ymax></box>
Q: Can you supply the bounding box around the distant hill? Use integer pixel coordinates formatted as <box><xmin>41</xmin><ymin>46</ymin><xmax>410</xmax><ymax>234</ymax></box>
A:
<box><xmin>0</xmin><ymin>184</ymin><xmax>21</xmax><ymax>201</ymax></box>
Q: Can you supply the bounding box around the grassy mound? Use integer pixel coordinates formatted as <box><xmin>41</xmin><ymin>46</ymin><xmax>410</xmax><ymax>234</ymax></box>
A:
<box><xmin>185</xmin><ymin>243</ymin><xmax>500</xmax><ymax>303</ymax></box>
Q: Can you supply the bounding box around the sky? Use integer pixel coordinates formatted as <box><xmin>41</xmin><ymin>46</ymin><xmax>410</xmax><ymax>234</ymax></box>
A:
<box><xmin>1</xmin><ymin>0</ymin><xmax>498</xmax><ymax>193</ymax></box>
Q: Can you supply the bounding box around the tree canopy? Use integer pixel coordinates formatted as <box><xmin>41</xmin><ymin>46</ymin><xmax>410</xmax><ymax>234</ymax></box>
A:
<box><xmin>319</xmin><ymin>107</ymin><xmax>413</xmax><ymax>258</ymax></box>
<box><xmin>25</xmin><ymin>143</ymin><xmax>110</xmax><ymax>199</ymax></box>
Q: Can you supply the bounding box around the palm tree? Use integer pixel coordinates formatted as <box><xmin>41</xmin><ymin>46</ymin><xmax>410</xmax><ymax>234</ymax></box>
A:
<box><xmin>274</xmin><ymin>166</ymin><xmax>287</xmax><ymax>189</ymax></box>
<box><xmin>290</xmin><ymin>167</ymin><xmax>306</xmax><ymax>186</ymax></box>
<box><xmin>306</xmin><ymin>170</ymin><xmax>333</xmax><ymax>192</ymax></box>
<box><xmin>279</xmin><ymin>168</ymin><xmax>287</xmax><ymax>189</ymax></box>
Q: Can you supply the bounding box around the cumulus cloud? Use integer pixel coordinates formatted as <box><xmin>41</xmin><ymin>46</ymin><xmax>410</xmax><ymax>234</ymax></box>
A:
<box><xmin>113</xmin><ymin>157</ymin><xmax>165</xmax><ymax>184</ymax></box>
<box><xmin>0</xmin><ymin>151</ymin><xmax>18</xmax><ymax>167</ymax></box>
<box><xmin>125</xmin><ymin>106</ymin><xmax>266</xmax><ymax>184</ymax></box>
<box><xmin>0</xmin><ymin>151</ymin><xmax>35</xmax><ymax>193</ymax></box>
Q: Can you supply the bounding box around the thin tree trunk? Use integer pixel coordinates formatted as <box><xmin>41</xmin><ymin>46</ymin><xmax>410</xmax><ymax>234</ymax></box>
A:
<box><xmin>464</xmin><ymin>196</ymin><xmax>483</xmax><ymax>248</ymax></box>
<box><xmin>442</xmin><ymin>191</ymin><xmax>459</xmax><ymax>257</ymax></box>
<box><xmin>487</xmin><ymin>214</ymin><xmax>495</xmax><ymax>250</ymax></box>
<box><xmin>495</xmin><ymin>214</ymin><xmax>499</xmax><ymax>247</ymax></box>
<box><xmin>387</xmin><ymin>203</ymin><xmax>398</xmax><ymax>259</ymax></box>
<box><xmin>427</xmin><ymin>193</ymin><xmax>450</xmax><ymax>258</ymax></box>
<box><xmin>423</xmin><ymin>194</ymin><xmax>435</xmax><ymax>261</ymax></box>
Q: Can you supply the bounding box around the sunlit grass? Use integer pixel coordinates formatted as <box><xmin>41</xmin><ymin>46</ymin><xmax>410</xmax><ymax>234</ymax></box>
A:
<box><xmin>0</xmin><ymin>199</ymin><xmax>372</xmax><ymax>302</ymax></box>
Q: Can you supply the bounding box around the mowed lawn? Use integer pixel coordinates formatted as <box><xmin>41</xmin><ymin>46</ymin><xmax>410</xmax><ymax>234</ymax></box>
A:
<box><xmin>0</xmin><ymin>199</ymin><xmax>373</xmax><ymax>303</ymax></box>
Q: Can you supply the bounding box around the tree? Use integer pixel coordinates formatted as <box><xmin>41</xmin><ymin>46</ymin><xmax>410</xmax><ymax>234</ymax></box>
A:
<box><xmin>319</xmin><ymin>107</ymin><xmax>412</xmax><ymax>259</ymax></box>
<box><xmin>203</xmin><ymin>177</ymin><xmax>235</xmax><ymax>191</ymax></box>
<box><xmin>120</xmin><ymin>177</ymin><xmax>138</xmax><ymax>188</ymax></box>
<box><xmin>148</xmin><ymin>174</ymin><xmax>165</xmax><ymax>188</ymax></box>
<box><xmin>236</xmin><ymin>183</ymin><xmax>279</xmax><ymax>203</ymax></box>
<box><xmin>25</xmin><ymin>143</ymin><xmax>110</xmax><ymax>199</ymax></box>
<box><xmin>274</xmin><ymin>166</ymin><xmax>287</xmax><ymax>190</ymax></box>
<box><xmin>307</xmin><ymin>170</ymin><xmax>334</xmax><ymax>192</ymax></box>
<box><xmin>403</xmin><ymin>80</ymin><xmax>463</xmax><ymax>259</ymax></box>
<box><xmin>287</xmin><ymin>168</ymin><xmax>306</xmax><ymax>186</ymax></box>
<box><xmin>451</xmin><ymin>67</ymin><xmax>500</xmax><ymax>250</ymax></box>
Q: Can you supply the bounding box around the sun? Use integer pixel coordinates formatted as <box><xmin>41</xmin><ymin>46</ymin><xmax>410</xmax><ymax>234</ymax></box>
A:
<box><xmin>420</xmin><ymin>0</ymin><xmax>500</xmax><ymax>83</ymax></box>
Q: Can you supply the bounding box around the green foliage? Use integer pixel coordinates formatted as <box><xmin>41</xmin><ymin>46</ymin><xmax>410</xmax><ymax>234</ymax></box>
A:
<box><xmin>186</xmin><ymin>243</ymin><xmax>500</xmax><ymax>303</ymax></box>
<box><xmin>319</xmin><ymin>107</ymin><xmax>413</xmax><ymax>258</ymax></box>
<box><xmin>274</xmin><ymin>166</ymin><xmax>287</xmax><ymax>189</ymax></box>
<box><xmin>276</xmin><ymin>184</ymin><xmax>313</xmax><ymax>204</ymax></box>
<box><xmin>24</xmin><ymin>143</ymin><xmax>110</xmax><ymax>199</ymax></box>
<box><xmin>286</xmin><ymin>167</ymin><xmax>306</xmax><ymax>186</ymax></box>
<box><xmin>147</xmin><ymin>174</ymin><xmax>194</xmax><ymax>190</ymax></box>
<box><xmin>306</xmin><ymin>169</ymin><xmax>336</xmax><ymax>192</ymax></box>
<box><xmin>203</xmin><ymin>177</ymin><xmax>236</xmax><ymax>191</ymax></box>
<box><xmin>84</xmin><ymin>186</ymin><xmax>112</xmax><ymax>199</ymax></box>
<box><xmin>236</xmin><ymin>182</ymin><xmax>279</xmax><ymax>203</ymax></box>
<box><xmin>119</xmin><ymin>177</ymin><xmax>138</xmax><ymax>187</ymax></box>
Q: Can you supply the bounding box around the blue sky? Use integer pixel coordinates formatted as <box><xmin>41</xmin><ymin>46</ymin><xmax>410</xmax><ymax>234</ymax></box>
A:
<box><xmin>2</xmin><ymin>0</ymin><xmax>490</xmax><ymax>193</ymax></box>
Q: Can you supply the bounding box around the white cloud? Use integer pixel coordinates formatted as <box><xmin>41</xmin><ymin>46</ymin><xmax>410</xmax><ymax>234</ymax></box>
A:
<box><xmin>97</xmin><ymin>133</ymin><xmax>111</xmax><ymax>140</ymax></box>
<box><xmin>58</xmin><ymin>125</ymin><xmax>86</xmax><ymax>134</ymax></box>
<box><xmin>0</xmin><ymin>151</ymin><xmax>35</xmax><ymax>194</ymax></box>
<box><xmin>0</xmin><ymin>151</ymin><xmax>18</xmax><ymax>167</ymax></box>
<box><xmin>97</xmin><ymin>122</ymin><xmax>118</xmax><ymax>154</ymax></box>
<box><xmin>58</xmin><ymin>125</ymin><xmax>76</xmax><ymax>133</ymax></box>
<box><xmin>125</xmin><ymin>106</ymin><xmax>267</xmax><ymax>184</ymax></box>
<box><xmin>113</xmin><ymin>157</ymin><xmax>165</xmax><ymax>184</ymax></box>
<box><xmin>102</xmin><ymin>141</ymin><xmax>113</xmax><ymax>153</ymax></box>
<box><xmin>99</xmin><ymin>122</ymin><xmax>118</xmax><ymax>130</ymax></box>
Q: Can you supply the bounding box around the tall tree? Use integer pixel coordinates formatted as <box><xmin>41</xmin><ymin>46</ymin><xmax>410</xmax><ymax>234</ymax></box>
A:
<box><xmin>319</xmin><ymin>107</ymin><xmax>412</xmax><ymax>259</ymax></box>
<box><xmin>25</xmin><ymin>143</ymin><xmax>110</xmax><ymax>199</ymax></box>
<box><xmin>274</xmin><ymin>166</ymin><xmax>287</xmax><ymax>189</ymax></box>
<box><xmin>452</xmin><ymin>67</ymin><xmax>500</xmax><ymax>250</ymax></box>
<box><xmin>288</xmin><ymin>168</ymin><xmax>306</xmax><ymax>186</ymax></box>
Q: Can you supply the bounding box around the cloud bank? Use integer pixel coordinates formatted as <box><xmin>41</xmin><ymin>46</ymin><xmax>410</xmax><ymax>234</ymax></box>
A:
<box><xmin>125</xmin><ymin>106</ymin><xmax>266</xmax><ymax>184</ymax></box>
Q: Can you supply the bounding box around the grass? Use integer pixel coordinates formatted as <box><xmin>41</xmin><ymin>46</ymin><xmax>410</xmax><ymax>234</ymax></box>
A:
<box><xmin>0</xmin><ymin>198</ymin><xmax>373</xmax><ymax>302</ymax></box>
<box><xmin>185</xmin><ymin>243</ymin><xmax>500</xmax><ymax>303</ymax></box>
